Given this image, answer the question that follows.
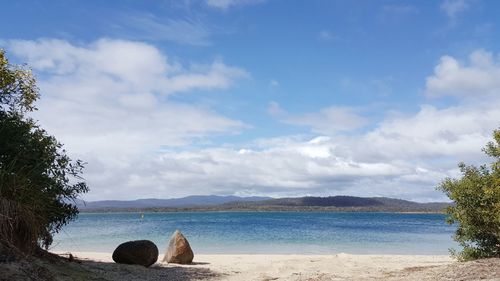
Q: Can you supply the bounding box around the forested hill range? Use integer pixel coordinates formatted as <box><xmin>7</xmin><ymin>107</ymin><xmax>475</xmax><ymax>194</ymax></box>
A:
<box><xmin>77</xmin><ymin>195</ymin><xmax>451</xmax><ymax>213</ymax></box>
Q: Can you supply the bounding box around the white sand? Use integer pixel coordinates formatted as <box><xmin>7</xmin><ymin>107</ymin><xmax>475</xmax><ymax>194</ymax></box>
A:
<box><xmin>56</xmin><ymin>251</ymin><xmax>455</xmax><ymax>280</ymax></box>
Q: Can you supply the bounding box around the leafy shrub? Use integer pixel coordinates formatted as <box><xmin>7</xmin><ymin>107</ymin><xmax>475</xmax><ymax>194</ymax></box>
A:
<box><xmin>0</xmin><ymin>50</ymin><xmax>88</xmax><ymax>255</ymax></box>
<box><xmin>438</xmin><ymin>129</ymin><xmax>500</xmax><ymax>261</ymax></box>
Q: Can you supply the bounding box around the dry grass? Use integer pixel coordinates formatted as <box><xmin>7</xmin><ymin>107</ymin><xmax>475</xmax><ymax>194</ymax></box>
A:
<box><xmin>0</xmin><ymin>197</ymin><xmax>44</xmax><ymax>256</ymax></box>
<box><xmin>0</xmin><ymin>254</ymin><xmax>222</xmax><ymax>281</ymax></box>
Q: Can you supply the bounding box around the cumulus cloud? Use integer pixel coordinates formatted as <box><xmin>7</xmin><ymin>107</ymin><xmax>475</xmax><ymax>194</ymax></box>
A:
<box><xmin>425</xmin><ymin>49</ymin><xmax>500</xmax><ymax>98</ymax></box>
<box><xmin>349</xmin><ymin>105</ymin><xmax>499</xmax><ymax>162</ymax></box>
<box><xmin>87</xmin><ymin>136</ymin><xmax>407</xmax><ymax>200</ymax></box>
<box><xmin>7</xmin><ymin>39</ymin><xmax>248</xmax><ymax>96</ymax></box>
<box><xmin>4</xmin><ymin>38</ymin><xmax>248</xmax><ymax>190</ymax></box>
<box><xmin>270</xmin><ymin>103</ymin><xmax>369</xmax><ymax>135</ymax></box>
<box><xmin>5</xmin><ymin>41</ymin><xmax>499</xmax><ymax>202</ymax></box>
<box><xmin>138</xmin><ymin>102</ymin><xmax>499</xmax><ymax>202</ymax></box>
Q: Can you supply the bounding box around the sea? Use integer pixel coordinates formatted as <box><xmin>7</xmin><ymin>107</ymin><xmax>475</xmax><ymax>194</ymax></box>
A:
<box><xmin>52</xmin><ymin>212</ymin><xmax>458</xmax><ymax>255</ymax></box>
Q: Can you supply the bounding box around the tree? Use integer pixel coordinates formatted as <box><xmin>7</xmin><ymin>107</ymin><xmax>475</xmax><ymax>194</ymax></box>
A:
<box><xmin>438</xmin><ymin>129</ymin><xmax>500</xmax><ymax>261</ymax></box>
<box><xmin>0</xmin><ymin>49</ymin><xmax>88</xmax><ymax>255</ymax></box>
<box><xmin>0</xmin><ymin>50</ymin><xmax>38</xmax><ymax>113</ymax></box>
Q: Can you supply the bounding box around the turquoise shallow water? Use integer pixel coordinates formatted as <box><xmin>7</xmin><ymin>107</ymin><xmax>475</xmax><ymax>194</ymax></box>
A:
<box><xmin>52</xmin><ymin>212</ymin><xmax>457</xmax><ymax>254</ymax></box>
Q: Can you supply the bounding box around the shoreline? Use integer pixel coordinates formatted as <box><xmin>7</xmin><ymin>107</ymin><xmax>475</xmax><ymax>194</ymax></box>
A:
<box><xmin>78</xmin><ymin>209</ymin><xmax>447</xmax><ymax>214</ymax></box>
<box><xmin>53</xmin><ymin>250</ymin><xmax>452</xmax><ymax>256</ymax></box>
<box><xmin>51</xmin><ymin>246</ymin><xmax>456</xmax><ymax>256</ymax></box>
<box><xmin>54</xmin><ymin>251</ymin><xmax>454</xmax><ymax>259</ymax></box>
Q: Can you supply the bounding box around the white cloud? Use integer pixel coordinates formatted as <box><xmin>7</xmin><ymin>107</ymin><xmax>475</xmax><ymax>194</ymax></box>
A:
<box><xmin>206</xmin><ymin>0</ymin><xmax>264</xmax><ymax>10</ymax></box>
<box><xmin>167</xmin><ymin>61</ymin><xmax>249</xmax><ymax>93</ymax></box>
<box><xmin>4</xmin><ymin>38</ymin><xmax>249</xmax><ymax>195</ymax></box>
<box><xmin>352</xmin><ymin>104</ymin><xmax>499</xmax><ymax>162</ymax></box>
<box><xmin>5</xmin><ymin>41</ymin><xmax>499</xmax><ymax>202</ymax></box>
<box><xmin>271</xmin><ymin>104</ymin><xmax>369</xmax><ymax>135</ymax></box>
<box><xmin>136</xmin><ymin>102</ymin><xmax>499</xmax><ymax>202</ymax></box>
<box><xmin>120</xmin><ymin>13</ymin><xmax>212</xmax><ymax>46</ymax></box>
<box><xmin>425</xmin><ymin>49</ymin><xmax>500</xmax><ymax>98</ymax></box>
<box><xmin>7</xmin><ymin>39</ymin><xmax>248</xmax><ymax>96</ymax></box>
<box><xmin>94</xmin><ymin>136</ymin><xmax>408</xmax><ymax>200</ymax></box>
<box><xmin>441</xmin><ymin>0</ymin><xmax>470</xmax><ymax>19</ymax></box>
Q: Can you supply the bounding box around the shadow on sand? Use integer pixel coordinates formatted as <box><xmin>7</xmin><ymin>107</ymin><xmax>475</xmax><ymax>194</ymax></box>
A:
<box><xmin>72</xmin><ymin>258</ymin><xmax>223</xmax><ymax>281</ymax></box>
<box><xmin>0</xmin><ymin>256</ymin><xmax>223</xmax><ymax>281</ymax></box>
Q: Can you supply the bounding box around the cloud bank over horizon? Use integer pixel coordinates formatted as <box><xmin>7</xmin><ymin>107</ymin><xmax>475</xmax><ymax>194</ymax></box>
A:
<box><xmin>2</xmin><ymin>0</ymin><xmax>499</xmax><ymax>202</ymax></box>
<box><xmin>5</xmin><ymin>37</ymin><xmax>499</xmax><ymax>202</ymax></box>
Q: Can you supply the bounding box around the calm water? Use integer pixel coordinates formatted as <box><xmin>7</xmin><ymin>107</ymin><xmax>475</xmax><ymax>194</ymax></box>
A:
<box><xmin>52</xmin><ymin>212</ymin><xmax>457</xmax><ymax>255</ymax></box>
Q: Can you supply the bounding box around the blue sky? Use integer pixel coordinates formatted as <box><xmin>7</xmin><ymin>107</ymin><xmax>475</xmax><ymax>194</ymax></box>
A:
<box><xmin>2</xmin><ymin>0</ymin><xmax>500</xmax><ymax>201</ymax></box>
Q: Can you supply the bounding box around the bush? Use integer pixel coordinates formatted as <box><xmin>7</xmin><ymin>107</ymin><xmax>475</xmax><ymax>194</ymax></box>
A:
<box><xmin>438</xmin><ymin>129</ymin><xmax>500</xmax><ymax>261</ymax></box>
<box><xmin>0</xmin><ymin>49</ymin><xmax>88</xmax><ymax>255</ymax></box>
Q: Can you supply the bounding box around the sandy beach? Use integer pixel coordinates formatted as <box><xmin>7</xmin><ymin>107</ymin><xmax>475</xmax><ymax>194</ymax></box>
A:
<box><xmin>50</xmin><ymin>251</ymin><xmax>463</xmax><ymax>280</ymax></box>
<box><xmin>2</xmin><ymin>251</ymin><xmax>499</xmax><ymax>280</ymax></box>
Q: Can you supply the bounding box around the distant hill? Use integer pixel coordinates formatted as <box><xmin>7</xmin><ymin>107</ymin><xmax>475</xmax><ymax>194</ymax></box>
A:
<box><xmin>77</xmin><ymin>195</ymin><xmax>271</xmax><ymax>210</ymax></box>
<box><xmin>220</xmin><ymin>196</ymin><xmax>451</xmax><ymax>212</ymax></box>
<box><xmin>77</xmin><ymin>195</ymin><xmax>451</xmax><ymax>213</ymax></box>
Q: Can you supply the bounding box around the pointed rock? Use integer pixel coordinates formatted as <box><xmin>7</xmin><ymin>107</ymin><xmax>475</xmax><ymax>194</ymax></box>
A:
<box><xmin>163</xmin><ymin>230</ymin><xmax>194</xmax><ymax>264</ymax></box>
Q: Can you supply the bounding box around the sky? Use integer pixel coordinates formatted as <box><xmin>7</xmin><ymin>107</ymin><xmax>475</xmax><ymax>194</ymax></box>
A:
<box><xmin>1</xmin><ymin>0</ymin><xmax>500</xmax><ymax>202</ymax></box>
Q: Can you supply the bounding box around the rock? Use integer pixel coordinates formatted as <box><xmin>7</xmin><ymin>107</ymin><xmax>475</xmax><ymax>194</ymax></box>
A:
<box><xmin>163</xmin><ymin>230</ymin><xmax>194</xmax><ymax>264</ymax></box>
<box><xmin>112</xmin><ymin>240</ymin><xmax>159</xmax><ymax>267</ymax></box>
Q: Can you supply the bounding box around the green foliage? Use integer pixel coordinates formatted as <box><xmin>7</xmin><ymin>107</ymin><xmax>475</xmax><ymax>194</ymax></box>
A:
<box><xmin>0</xmin><ymin>49</ymin><xmax>39</xmax><ymax>113</ymax></box>
<box><xmin>0</xmin><ymin>49</ymin><xmax>88</xmax><ymax>253</ymax></box>
<box><xmin>438</xmin><ymin>129</ymin><xmax>500</xmax><ymax>261</ymax></box>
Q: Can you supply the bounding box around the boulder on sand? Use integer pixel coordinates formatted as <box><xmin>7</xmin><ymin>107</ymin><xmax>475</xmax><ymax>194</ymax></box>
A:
<box><xmin>112</xmin><ymin>240</ymin><xmax>159</xmax><ymax>267</ymax></box>
<box><xmin>163</xmin><ymin>230</ymin><xmax>194</xmax><ymax>264</ymax></box>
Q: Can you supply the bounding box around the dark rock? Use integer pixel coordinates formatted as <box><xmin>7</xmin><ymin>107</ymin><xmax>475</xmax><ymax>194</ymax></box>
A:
<box><xmin>112</xmin><ymin>240</ymin><xmax>158</xmax><ymax>267</ymax></box>
<box><xmin>163</xmin><ymin>230</ymin><xmax>194</xmax><ymax>264</ymax></box>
